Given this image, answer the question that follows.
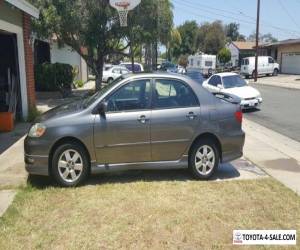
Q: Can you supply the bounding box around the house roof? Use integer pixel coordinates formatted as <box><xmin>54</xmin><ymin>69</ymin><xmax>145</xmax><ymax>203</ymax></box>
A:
<box><xmin>232</xmin><ymin>41</ymin><xmax>256</xmax><ymax>50</ymax></box>
<box><xmin>258</xmin><ymin>39</ymin><xmax>300</xmax><ymax>48</ymax></box>
<box><xmin>5</xmin><ymin>0</ymin><xmax>39</xmax><ymax>18</ymax></box>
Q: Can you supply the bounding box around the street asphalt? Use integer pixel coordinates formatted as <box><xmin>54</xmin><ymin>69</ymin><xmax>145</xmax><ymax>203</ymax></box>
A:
<box><xmin>244</xmin><ymin>83</ymin><xmax>300</xmax><ymax>142</ymax></box>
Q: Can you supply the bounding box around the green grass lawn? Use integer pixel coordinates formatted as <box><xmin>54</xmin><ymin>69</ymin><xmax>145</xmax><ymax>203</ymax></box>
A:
<box><xmin>0</xmin><ymin>171</ymin><xmax>299</xmax><ymax>249</ymax></box>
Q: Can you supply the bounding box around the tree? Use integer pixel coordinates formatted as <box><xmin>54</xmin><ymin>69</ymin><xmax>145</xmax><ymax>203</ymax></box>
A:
<box><xmin>248</xmin><ymin>32</ymin><xmax>278</xmax><ymax>43</ymax></box>
<box><xmin>218</xmin><ymin>48</ymin><xmax>231</xmax><ymax>64</ymax></box>
<box><xmin>172</xmin><ymin>21</ymin><xmax>198</xmax><ymax>59</ymax></box>
<box><xmin>197</xmin><ymin>21</ymin><xmax>226</xmax><ymax>55</ymax></box>
<box><xmin>225</xmin><ymin>22</ymin><xmax>240</xmax><ymax>42</ymax></box>
<box><xmin>178</xmin><ymin>54</ymin><xmax>188</xmax><ymax>68</ymax></box>
<box><xmin>30</xmin><ymin>0</ymin><xmax>173</xmax><ymax>90</ymax></box>
<box><xmin>167</xmin><ymin>28</ymin><xmax>182</xmax><ymax>61</ymax></box>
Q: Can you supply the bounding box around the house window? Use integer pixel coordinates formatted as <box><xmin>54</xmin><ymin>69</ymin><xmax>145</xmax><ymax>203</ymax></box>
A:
<box><xmin>205</xmin><ymin>61</ymin><xmax>213</xmax><ymax>67</ymax></box>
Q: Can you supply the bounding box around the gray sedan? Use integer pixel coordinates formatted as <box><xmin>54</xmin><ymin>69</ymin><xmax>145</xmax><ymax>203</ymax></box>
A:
<box><xmin>25</xmin><ymin>73</ymin><xmax>245</xmax><ymax>187</ymax></box>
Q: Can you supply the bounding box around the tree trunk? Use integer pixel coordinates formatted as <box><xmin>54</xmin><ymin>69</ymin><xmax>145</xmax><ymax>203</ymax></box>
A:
<box><xmin>130</xmin><ymin>43</ymin><xmax>135</xmax><ymax>73</ymax></box>
<box><xmin>95</xmin><ymin>56</ymin><xmax>104</xmax><ymax>91</ymax></box>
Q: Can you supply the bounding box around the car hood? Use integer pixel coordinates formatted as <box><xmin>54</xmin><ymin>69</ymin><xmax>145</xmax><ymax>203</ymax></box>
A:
<box><xmin>222</xmin><ymin>86</ymin><xmax>260</xmax><ymax>99</ymax></box>
<box><xmin>38</xmin><ymin>99</ymin><xmax>84</xmax><ymax>122</ymax></box>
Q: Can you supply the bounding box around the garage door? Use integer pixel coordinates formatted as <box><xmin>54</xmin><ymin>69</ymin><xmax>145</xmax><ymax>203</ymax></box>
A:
<box><xmin>282</xmin><ymin>52</ymin><xmax>300</xmax><ymax>74</ymax></box>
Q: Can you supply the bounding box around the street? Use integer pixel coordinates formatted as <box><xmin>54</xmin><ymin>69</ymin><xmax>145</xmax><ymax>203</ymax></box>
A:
<box><xmin>244</xmin><ymin>83</ymin><xmax>300</xmax><ymax>142</ymax></box>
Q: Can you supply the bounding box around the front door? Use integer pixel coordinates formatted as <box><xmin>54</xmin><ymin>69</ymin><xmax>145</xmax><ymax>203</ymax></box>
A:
<box><xmin>94</xmin><ymin>79</ymin><xmax>152</xmax><ymax>164</ymax></box>
<box><xmin>151</xmin><ymin>78</ymin><xmax>200</xmax><ymax>161</ymax></box>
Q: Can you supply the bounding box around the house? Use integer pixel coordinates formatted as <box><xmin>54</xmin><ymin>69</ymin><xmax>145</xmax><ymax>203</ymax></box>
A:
<box><xmin>227</xmin><ymin>41</ymin><xmax>256</xmax><ymax>67</ymax></box>
<box><xmin>258</xmin><ymin>39</ymin><xmax>300</xmax><ymax>74</ymax></box>
<box><xmin>0</xmin><ymin>0</ymin><xmax>39</xmax><ymax>119</ymax></box>
<box><xmin>34</xmin><ymin>37</ymin><xmax>88</xmax><ymax>82</ymax></box>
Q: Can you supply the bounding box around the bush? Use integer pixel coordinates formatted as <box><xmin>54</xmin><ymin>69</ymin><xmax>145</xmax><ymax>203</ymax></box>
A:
<box><xmin>74</xmin><ymin>79</ymin><xmax>84</xmax><ymax>88</ymax></box>
<box><xmin>27</xmin><ymin>106</ymin><xmax>42</xmax><ymax>123</ymax></box>
<box><xmin>35</xmin><ymin>63</ymin><xmax>74</xmax><ymax>93</ymax></box>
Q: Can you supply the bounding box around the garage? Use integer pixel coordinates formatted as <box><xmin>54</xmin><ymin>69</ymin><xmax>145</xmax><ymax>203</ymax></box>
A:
<box><xmin>281</xmin><ymin>52</ymin><xmax>300</xmax><ymax>74</ymax></box>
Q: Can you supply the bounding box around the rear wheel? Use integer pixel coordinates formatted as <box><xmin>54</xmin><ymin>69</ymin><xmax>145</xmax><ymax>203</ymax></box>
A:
<box><xmin>273</xmin><ymin>68</ymin><xmax>279</xmax><ymax>76</ymax></box>
<box><xmin>252</xmin><ymin>70</ymin><xmax>256</xmax><ymax>79</ymax></box>
<box><xmin>189</xmin><ymin>139</ymin><xmax>219</xmax><ymax>180</ymax></box>
<box><xmin>52</xmin><ymin>143</ymin><xmax>89</xmax><ymax>187</ymax></box>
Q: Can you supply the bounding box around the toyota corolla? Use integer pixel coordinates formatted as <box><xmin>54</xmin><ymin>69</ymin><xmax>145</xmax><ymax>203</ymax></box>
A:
<box><xmin>25</xmin><ymin>73</ymin><xmax>245</xmax><ymax>187</ymax></box>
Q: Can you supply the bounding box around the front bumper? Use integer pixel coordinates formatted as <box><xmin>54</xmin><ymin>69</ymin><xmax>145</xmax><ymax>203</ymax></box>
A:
<box><xmin>241</xmin><ymin>97</ymin><xmax>262</xmax><ymax>109</ymax></box>
<box><xmin>24</xmin><ymin>136</ymin><xmax>50</xmax><ymax>176</ymax></box>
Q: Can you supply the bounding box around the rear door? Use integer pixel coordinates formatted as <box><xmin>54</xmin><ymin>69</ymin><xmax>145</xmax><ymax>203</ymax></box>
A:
<box><xmin>150</xmin><ymin>78</ymin><xmax>200</xmax><ymax>161</ymax></box>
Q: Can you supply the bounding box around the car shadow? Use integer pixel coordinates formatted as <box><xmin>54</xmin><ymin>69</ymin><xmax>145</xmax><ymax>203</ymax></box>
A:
<box><xmin>27</xmin><ymin>162</ymin><xmax>241</xmax><ymax>189</ymax></box>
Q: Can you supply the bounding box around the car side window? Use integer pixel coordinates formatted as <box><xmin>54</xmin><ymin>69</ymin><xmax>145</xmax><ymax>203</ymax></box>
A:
<box><xmin>112</xmin><ymin>68</ymin><xmax>121</xmax><ymax>74</ymax></box>
<box><xmin>106</xmin><ymin>79</ymin><xmax>151</xmax><ymax>112</ymax></box>
<box><xmin>268</xmin><ymin>57</ymin><xmax>274</xmax><ymax>64</ymax></box>
<box><xmin>153</xmin><ymin>79</ymin><xmax>198</xmax><ymax>109</ymax></box>
<box><xmin>208</xmin><ymin>76</ymin><xmax>217</xmax><ymax>86</ymax></box>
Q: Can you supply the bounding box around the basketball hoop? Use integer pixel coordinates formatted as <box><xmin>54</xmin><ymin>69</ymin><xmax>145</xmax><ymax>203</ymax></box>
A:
<box><xmin>110</xmin><ymin>0</ymin><xmax>141</xmax><ymax>27</ymax></box>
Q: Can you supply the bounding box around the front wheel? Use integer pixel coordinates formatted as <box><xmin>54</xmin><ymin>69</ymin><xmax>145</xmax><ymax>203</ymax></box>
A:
<box><xmin>273</xmin><ymin>68</ymin><xmax>279</xmax><ymax>76</ymax></box>
<box><xmin>189</xmin><ymin>139</ymin><xmax>220</xmax><ymax>180</ymax></box>
<box><xmin>52</xmin><ymin>143</ymin><xmax>89</xmax><ymax>187</ymax></box>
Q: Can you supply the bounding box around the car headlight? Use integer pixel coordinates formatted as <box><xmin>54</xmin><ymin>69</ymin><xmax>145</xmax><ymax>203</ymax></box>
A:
<box><xmin>28</xmin><ymin>123</ymin><xmax>46</xmax><ymax>138</ymax></box>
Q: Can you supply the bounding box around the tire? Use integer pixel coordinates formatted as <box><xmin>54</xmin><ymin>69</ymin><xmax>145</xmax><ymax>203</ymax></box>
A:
<box><xmin>245</xmin><ymin>75</ymin><xmax>249</xmax><ymax>79</ymax></box>
<box><xmin>108</xmin><ymin>78</ymin><xmax>113</xmax><ymax>84</ymax></box>
<box><xmin>252</xmin><ymin>70</ymin><xmax>256</xmax><ymax>79</ymax></box>
<box><xmin>273</xmin><ymin>68</ymin><xmax>278</xmax><ymax>76</ymax></box>
<box><xmin>189</xmin><ymin>138</ymin><xmax>220</xmax><ymax>180</ymax></box>
<box><xmin>51</xmin><ymin>143</ymin><xmax>89</xmax><ymax>187</ymax></box>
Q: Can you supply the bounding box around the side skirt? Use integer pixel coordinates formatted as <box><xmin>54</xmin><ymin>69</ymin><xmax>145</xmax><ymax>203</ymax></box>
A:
<box><xmin>91</xmin><ymin>156</ymin><xmax>189</xmax><ymax>174</ymax></box>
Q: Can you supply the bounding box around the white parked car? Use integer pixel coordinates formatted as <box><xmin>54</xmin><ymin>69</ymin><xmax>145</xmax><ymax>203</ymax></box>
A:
<box><xmin>240</xmin><ymin>56</ymin><xmax>280</xmax><ymax>79</ymax></box>
<box><xmin>119</xmin><ymin>62</ymin><xmax>144</xmax><ymax>72</ymax></box>
<box><xmin>102</xmin><ymin>66</ymin><xmax>130</xmax><ymax>84</ymax></box>
<box><xmin>203</xmin><ymin>73</ymin><xmax>263</xmax><ymax>109</ymax></box>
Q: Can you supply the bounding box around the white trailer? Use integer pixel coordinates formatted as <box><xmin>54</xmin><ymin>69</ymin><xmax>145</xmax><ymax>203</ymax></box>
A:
<box><xmin>187</xmin><ymin>53</ymin><xmax>216</xmax><ymax>77</ymax></box>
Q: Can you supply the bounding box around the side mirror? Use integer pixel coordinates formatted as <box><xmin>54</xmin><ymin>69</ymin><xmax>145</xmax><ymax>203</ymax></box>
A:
<box><xmin>217</xmin><ymin>84</ymin><xmax>223</xmax><ymax>89</ymax></box>
<box><xmin>93</xmin><ymin>102</ymin><xmax>107</xmax><ymax>116</ymax></box>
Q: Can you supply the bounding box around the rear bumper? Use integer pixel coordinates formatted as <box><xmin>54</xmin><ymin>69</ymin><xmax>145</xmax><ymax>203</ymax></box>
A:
<box><xmin>241</xmin><ymin>98</ymin><xmax>262</xmax><ymax>109</ymax></box>
<box><xmin>221</xmin><ymin>130</ymin><xmax>245</xmax><ymax>163</ymax></box>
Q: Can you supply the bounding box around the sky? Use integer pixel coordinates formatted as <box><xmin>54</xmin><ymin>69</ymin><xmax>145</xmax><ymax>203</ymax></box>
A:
<box><xmin>172</xmin><ymin>0</ymin><xmax>300</xmax><ymax>41</ymax></box>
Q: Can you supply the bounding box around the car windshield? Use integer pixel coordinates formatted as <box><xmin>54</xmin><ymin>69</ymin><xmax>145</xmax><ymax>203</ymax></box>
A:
<box><xmin>82</xmin><ymin>76</ymin><xmax>125</xmax><ymax>108</ymax></box>
<box><xmin>222</xmin><ymin>75</ymin><xmax>247</xmax><ymax>89</ymax></box>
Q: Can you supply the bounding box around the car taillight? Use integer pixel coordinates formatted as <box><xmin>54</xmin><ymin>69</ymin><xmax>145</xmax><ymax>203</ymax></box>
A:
<box><xmin>235</xmin><ymin>111</ymin><xmax>243</xmax><ymax>123</ymax></box>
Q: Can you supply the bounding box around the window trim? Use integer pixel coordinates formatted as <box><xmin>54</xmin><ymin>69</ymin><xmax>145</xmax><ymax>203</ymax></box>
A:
<box><xmin>104</xmin><ymin>78</ymin><xmax>153</xmax><ymax>114</ymax></box>
<box><xmin>152</xmin><ymin>78</ymin><xmax>200</xmax><ymax>110</ymax></box>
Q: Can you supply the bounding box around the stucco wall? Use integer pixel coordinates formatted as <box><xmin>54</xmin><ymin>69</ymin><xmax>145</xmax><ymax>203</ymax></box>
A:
<box><xmin>0</xmin><ymin>2</ymin><xmax>22</xmax><ymax>27</ymax></box>
<box><xmin>50</xmin><ymin>42</ymin><xmax>87</xmax><ymax>82</ymax></box>
<box><xmin>277</xmin><ymin>44</ymin><xmax>300</xmax><ymax>65</ymax></box>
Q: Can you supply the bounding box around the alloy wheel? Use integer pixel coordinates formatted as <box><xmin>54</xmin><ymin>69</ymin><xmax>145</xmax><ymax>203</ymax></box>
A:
<box><xmin>58</xmin><ymin>149</ymin><xmax>83</xmax><ymax>183</ymax></box>
<box><xmin>194</xmin><ymin>145</ymin><xmax>215</xmax><ymax>176</ymax></box>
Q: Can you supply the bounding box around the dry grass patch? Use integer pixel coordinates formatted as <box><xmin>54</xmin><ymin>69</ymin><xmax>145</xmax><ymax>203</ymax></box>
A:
<box><xmin>0</xmin><ymin>173</ymin><xmax>299</xmax><ymax>249</ymax></box>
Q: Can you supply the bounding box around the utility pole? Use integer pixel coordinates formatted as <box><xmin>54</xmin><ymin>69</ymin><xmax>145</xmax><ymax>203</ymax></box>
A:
<box><xmin>255</xmin><ymin>0</ymin><xmax>260</xmax><ymax>82</ymax></box>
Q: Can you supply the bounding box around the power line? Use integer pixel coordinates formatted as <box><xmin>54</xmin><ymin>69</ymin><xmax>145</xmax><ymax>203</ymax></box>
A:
<box><xmin>172</xmin><ymin>0</ymin><xmax>300</xmax><ymax>37</ymax></box>
<box><xmin>277</xmin><ymin>0</ymin><xmax>300</xmax><ymax>30</ymax></box>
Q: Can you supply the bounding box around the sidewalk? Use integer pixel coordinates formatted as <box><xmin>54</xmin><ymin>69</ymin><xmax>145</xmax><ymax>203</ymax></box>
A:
<box><xmin>243</xmin><ymin>118</ymin><xmax>300</xmax><ymax>194</ymax></box>
<box><xmin>249</xmin><ymin>74</ymin><xmax>300</xmax><ymax>90</ymax></box>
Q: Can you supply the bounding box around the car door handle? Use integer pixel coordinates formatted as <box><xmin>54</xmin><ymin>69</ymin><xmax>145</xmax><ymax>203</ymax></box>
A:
<box><xmin>186</xmin><ymin>112</ymin><xmax>197</xmax><ymax>120</ymax></box>
<box><xmin>137</xmin><ymin>115</ymin><xmax>149</xmax><ymax>124</ymax></box>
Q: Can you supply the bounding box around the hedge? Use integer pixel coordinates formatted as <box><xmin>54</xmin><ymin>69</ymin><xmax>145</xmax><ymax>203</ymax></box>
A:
<box><xmin>35</xmin><ymin>63</ymin><xmax>74</xmax><ymax>92</ymax></box>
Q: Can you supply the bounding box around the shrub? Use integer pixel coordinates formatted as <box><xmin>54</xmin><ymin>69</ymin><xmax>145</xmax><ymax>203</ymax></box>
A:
<box><xmin>74</xmin><ymin>79</ymin><xmax>84</xmax><ymax>88</ymax></box>
<box><xmin>27</xmin><ymin>106</ymin><xmax>42</xmax><ymax>123</ymax></box>
<box><xmin>35</xmin><ymin>63</ymin><xmax>74</xmax><ymax>93</ymax></box>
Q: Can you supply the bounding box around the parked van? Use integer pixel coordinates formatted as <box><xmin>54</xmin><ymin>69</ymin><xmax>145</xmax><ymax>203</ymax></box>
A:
<box><xmin>240</xmin><ymin>56</ymin><xmax>280</xmax><ymax>79</ymax></box>
<box><xmin>187</xmin><ymin>53</ymin><xmax>216</xmax><ymax>77</ymax></box>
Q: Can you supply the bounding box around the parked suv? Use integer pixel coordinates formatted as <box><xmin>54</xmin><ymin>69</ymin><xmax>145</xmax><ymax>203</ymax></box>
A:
<box><xmin>25</xmin><ymin>73</ymin><xmax>245</xmax><ymax>187</ymax></box>
<box><xmin>240</xmin><ymin>56</ymin><xmax>280</xmax><ymax>79</ymax></box>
